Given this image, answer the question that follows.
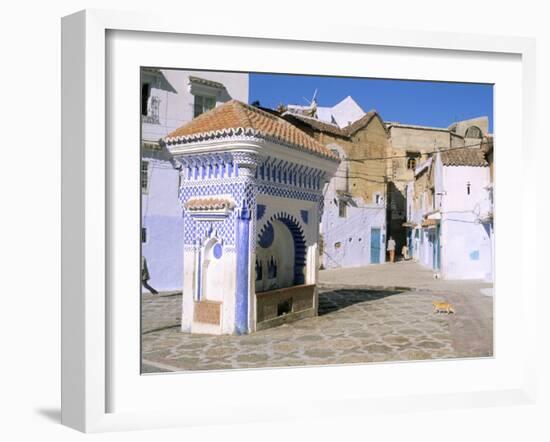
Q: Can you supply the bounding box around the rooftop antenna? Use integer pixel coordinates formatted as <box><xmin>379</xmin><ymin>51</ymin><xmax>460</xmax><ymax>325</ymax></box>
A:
<box><xmin>302</xmin><ymin>89</ymin><xmax>318</xmax><ymax>117</ymax></box>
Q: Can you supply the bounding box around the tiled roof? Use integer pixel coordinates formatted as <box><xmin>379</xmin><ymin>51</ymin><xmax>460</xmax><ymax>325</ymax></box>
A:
<box><xmin>188</xmin><ymin>76</ymin><xmax>225</xmax><ymax>90</ymax></box>
<box><xmin>344</xmin><ymin>111</ymin><xmax>378</xmax><ymax>136</ymax></box>
<box><xmin>440</xmin><ymin>147</ymin><xmax>489</xmax><ymax>167</ymax></box>
<box><xmin>164</xmin><ymin>100</ymin><xmax>339</xmax><ymax>161</ymax></box>
<box><xmin>283</xmin><ymin>112</ymin><xmax>348</xmax><ymax>137</ymax></box>
<box><xmin>185</xmin><ymin>197</ymin><xmax>235</xmax><ymax>211</ymax></box>
<box><xmin>283</xmin><ymin>110</ymin><xmax>381</xmax><ymax>137</ymax></box>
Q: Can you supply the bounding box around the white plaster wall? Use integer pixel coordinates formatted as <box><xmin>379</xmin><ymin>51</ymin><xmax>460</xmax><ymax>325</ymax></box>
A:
<box><xmin>418</xmin><ymin>228</ymin><xmax>434</xmax><ymax>269</ymax></box>
<box><xmin>322</xmin><ymin>193</ymin><xmax>386</xmax><ymax>269</ymax></box>
<box><xmin>441</xmin><ymin>165</ymin><xmax>490</xmax><ymax>214</ymax></box>
<box><xmin>440</xmin><ymin>164</ymin><xmax>492</xmax><ymax>279</ymax></box>
<box><xmin>182</xmin><ymin>244</ymin><xmax>237</xmax><ymax>335</ymax></box>
<box><xmin>141</xmin><ymin>156</ymin><xmax>181</xmax><ymax>217</ymax></box>
<box><xmin>330</xmin><ymin>96</ymin><xmax>366</xmax><ymax>128</ymax></box>
<box><xmin>440</xmin><ymin>214</ymin><xmax>492</xmax><ymax>279</ymax></box>
<box><xmin>142</xmin><ymin>69</ymin><xmax>249</xmax><ymax>143</ymax></box>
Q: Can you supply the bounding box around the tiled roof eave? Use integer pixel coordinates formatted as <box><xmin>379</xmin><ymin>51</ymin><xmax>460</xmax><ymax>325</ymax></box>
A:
<box><xmin>164</xmin><ymin>127</ymin><xmax>340</xmax><ymax>162</ymax></box>
<box><xmin>442</xmin><ymin>162</ymin><xmax>489</xmax><ymax>167</ymax></box>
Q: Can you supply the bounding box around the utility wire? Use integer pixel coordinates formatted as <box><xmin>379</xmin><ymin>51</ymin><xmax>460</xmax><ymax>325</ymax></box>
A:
<box><xmin>344</xmin><ymin>141</ymin><xmax>488</xmax><ymax>162</ymax></box>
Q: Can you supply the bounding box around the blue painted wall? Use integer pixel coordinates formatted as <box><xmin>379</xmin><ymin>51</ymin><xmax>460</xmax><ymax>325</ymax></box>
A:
<box><xmin>141</xmin><ymin>154</ymin><xmax>183</xmax><ymax>292</ymax></box>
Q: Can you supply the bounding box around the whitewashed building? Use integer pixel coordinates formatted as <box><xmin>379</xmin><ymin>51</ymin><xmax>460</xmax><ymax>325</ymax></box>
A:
<box><xmin>286</xmin><ymin>95</ymin><xmax>366</xmax><ymax>128</ymax></box>
<box><xmin>406</xmin><ymin>147</ymin><xmax>493</xmax><ymax>280</ymax></box>
<box><xmin>141</xmin><ymin>69</ymin><xmax>249</xmax><ymax>292</ymax></box>
<box><xmin>320</xmin><ymin>143</ymin><xmax>386</xmax><ymax>268</ymax></box>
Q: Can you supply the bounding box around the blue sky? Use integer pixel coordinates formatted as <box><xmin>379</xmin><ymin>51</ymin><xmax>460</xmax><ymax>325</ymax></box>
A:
<box><xmin>249</xmin><ymin>73</ymin><xmax>493</xmax><ymax>132</ymax></box>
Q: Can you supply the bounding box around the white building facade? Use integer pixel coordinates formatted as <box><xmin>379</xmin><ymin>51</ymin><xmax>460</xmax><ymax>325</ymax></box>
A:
<box><xmin>321</xmin><ymin>144</ymin><xmax>386</xmax><ymax>269</ymax></box>
<box><xmin>141</xmin><ymin>69</ymin><xmax>249</xmax><ymax>292</ymax></box>
<box><xmin>407</xmin><ymin>147</ymin><xmax>493</xmax><ymax>280</ymax></box>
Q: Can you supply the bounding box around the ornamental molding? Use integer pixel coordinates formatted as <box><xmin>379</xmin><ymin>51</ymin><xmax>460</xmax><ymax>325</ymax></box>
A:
<box><xmin>164</xmin><ymin>129</ymin><xmax>340</xmax><ymax>165</ymax></box>
<box><xmin>185</xmin><ymin>196</ymin><xmax>236</xmax><ymax>220</ymax></box>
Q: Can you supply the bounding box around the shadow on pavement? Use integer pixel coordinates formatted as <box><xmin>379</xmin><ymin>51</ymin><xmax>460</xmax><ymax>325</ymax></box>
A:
<box><xmin>318</xmin><ymin>289</ymin><xmax>403</xmax><ymax>316</ymax></box>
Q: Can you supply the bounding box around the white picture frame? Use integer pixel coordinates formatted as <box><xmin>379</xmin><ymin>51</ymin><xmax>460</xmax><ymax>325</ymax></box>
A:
<box><xmin>61</xmin><ymin>9</ymin><xmax>537</xmax><ymax>433</ymax></box>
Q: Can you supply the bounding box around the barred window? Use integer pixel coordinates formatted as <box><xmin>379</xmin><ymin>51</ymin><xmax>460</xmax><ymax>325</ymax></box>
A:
<box><xmin>141</xmin><ymin>161</ymin><xmax>149</xmax><ymax>193</ymax></box>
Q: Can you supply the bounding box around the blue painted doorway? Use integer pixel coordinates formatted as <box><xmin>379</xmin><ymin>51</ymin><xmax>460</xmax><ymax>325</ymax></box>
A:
<box><xmin>370</xmin><ymin>228</ymin><xmax>381</xmax><ymax>264</ymax></box>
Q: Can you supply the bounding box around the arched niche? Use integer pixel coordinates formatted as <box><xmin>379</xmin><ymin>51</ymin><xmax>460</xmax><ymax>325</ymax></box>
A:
<box><xmin>256</xmin><ymin>213</ymin><xmax>306</xmax><ymax>292</ymax></box>
<box><xmin>201</xmin><ymin>237</ymin><xmax>225</xmax><ymax>302</ymax></box>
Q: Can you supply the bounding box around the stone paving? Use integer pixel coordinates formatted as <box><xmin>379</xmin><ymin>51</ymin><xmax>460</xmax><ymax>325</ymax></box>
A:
<box><xmin>141</xmin><ymin>270</ymin><xmax>493</xmax><ymax>373</ymax></box>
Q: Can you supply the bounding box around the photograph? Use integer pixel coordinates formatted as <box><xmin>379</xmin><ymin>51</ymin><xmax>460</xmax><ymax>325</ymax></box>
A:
<box><xmin>140</xmin><ymin>68</ymin><xmax>494</xmax><ymax>373</ymax></box>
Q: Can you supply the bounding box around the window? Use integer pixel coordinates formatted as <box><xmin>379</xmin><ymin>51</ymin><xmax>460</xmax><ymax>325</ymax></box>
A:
<box><xmin>194</xmin><ymin>95</ymin><xmax>216</xmax><ymax>118</ymax></box>
<box><xmin>338</xmin><ymin>199</ymin><xmax>347</xmax><ymax>218</ymax></box>
<box><xmin>407</xmin><ymin>157</ymin><xmax>417</xmax><ymax>169</ymax></box>
<box><xmin>467</xmin><ymin>181</ymin><xmax>471</xmax><ymax>195</ymax></box>
<box><xmin>255</xmin><ymin>258</ymin><xmax>263</xmax><ymax>281</ymax></box>
<box><xmin>141</xmin><ymin>161</ymin><xmax>149</xmax><ymax>193</ymax></box>
<box><xmin>374</xmin><ymin>193</ymin><xmax>382</xmax><ymax>205</ymax></box>
<box><xmin>141</xmin><ymin>83</ymin><xmax>150</xmax><ymax>116</ymax></box>
<box><xmin>141</xmin><ymin>227</ymin><xmax>147</xmax><ymax>243</ymax></box>
<box><xmin>465</xmin><ymin>126</ymin><xmax>482</xmax><ymax>139</ymax></box>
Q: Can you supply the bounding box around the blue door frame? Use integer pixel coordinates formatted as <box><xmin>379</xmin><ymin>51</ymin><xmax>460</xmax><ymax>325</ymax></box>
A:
<box><xmin>370</xmin><ymin>228</ymin><xmax>381</xmax><ymax>264</ymax></box>
<box><xmin>433</xmin><ymin>224</ymin><xmax>441</xmax><ymax>271</ymax></box>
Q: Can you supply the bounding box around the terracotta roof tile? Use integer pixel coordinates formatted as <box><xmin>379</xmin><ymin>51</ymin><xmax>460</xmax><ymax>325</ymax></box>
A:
<box><xmin>282</xmin><ymin>113</ymin><xmax>348</xmax><ymax>137</ymax></box>
<box><xmin>283</xmin><ymin>109</ymin><xmax>382</xmax><ymax>138</ymax></box>
<box><xmin>185</xmin><ymin>197</ymin><xmax>235</xmax><ymax>211</ymax></box>
<box><xmin>343</xmin><ymin>111</ymin><xmax>378</xmax><ymax>136</ymax></box>
<box><xmin>164</xmin><ymin>100</ymin><xmax>338</xmax><ymax>161</ymax></box>
<box><xmin>188</xmin><ymin>76</ymin><xmax>225</xmax><ymax>90</ymax></box>
<box><xmin>440</xmin><ymin>147</ymin><xmax>488</xmax><ymax>167</ymax></box>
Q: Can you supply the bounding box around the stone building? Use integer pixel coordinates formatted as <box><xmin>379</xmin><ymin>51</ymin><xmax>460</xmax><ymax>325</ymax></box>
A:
<box><xmin>283</xmin><ymin>110</ymin><xmax>389</xmax><ymax>268</ymax></box>
<box><xmin>163</xmin><ymin>100</ymin><xmax>339</xmax><ymax>334</ymax></box>
<box><xmin>140</xmin><ymin>69</ymin><xmax>248</xmax><ymax>292</ymax></box>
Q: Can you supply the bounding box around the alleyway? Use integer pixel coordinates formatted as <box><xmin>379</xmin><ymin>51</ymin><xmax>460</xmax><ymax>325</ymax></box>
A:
<box><xmin>141</xmin><ymin>261</ymin><xmax>493</xmax><ymax>373</ymax></box>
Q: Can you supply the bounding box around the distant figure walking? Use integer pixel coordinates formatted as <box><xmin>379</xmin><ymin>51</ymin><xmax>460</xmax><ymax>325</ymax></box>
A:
<box><xmin>401</xmin><ymin>244</ymin><xmax>409</xmax><ymax>260</ymax></box>
<box><xmin>141</xmin><ymin>255</ymin><xmax>158</xmax><ymax>295</ymax></box>
<box><xmin>387</xmin><ymin>236</ymin><xmax>396</xmax><ymax>263</ymax></box>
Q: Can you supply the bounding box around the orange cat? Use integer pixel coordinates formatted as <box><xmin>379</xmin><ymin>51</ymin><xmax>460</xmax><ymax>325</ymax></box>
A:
<box><xmin>432</xmin><ymin>301</ymin><xmax>455</xmax><ymax>314</ymax></box>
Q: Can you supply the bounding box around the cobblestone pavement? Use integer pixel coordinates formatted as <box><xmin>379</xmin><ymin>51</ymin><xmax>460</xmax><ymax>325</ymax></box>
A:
<box><xmin>141</xmin><ymin>284</ymin><xmax>493</xmax><ymax>373</ymax></box>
